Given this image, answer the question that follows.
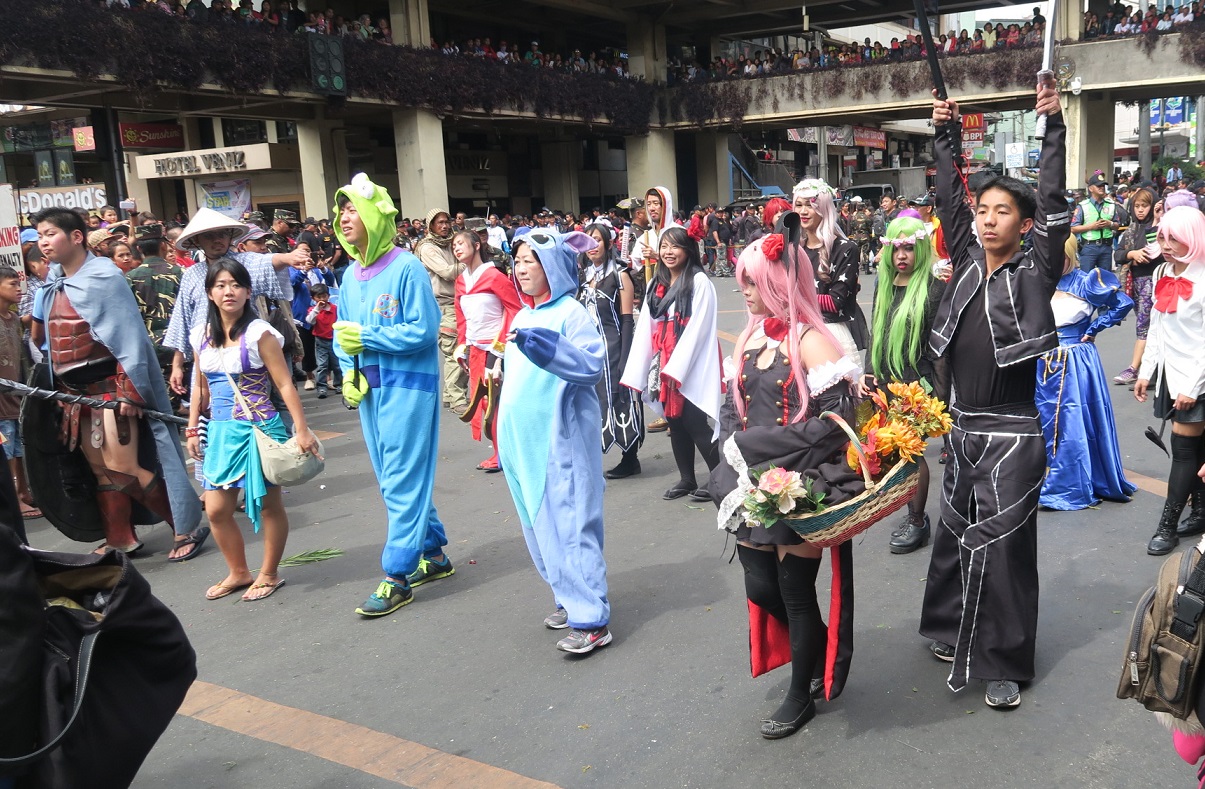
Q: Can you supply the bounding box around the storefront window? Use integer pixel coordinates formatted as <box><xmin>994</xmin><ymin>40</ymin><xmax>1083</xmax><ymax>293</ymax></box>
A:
<box><xmin>222</xmin><ymin>119</ymin><xmax>267</xmax><ymax>146</ymax></box>
<box><xmin>276</xmin><ymin>121</ymin><xmax>297</xmax><ymax>142</ymax></box>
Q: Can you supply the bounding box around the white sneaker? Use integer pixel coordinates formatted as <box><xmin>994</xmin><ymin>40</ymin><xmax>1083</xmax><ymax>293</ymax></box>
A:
<box><xmin>303</xmin><ymin>380</ymin><xmax>316</xmax><ymax>391</ymax></box>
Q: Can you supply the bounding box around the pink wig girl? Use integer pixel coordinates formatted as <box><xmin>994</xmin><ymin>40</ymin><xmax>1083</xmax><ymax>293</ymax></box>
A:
<box><xmin>1158</xmin><ymin>205</ymin><xmax>1205</xmax><ymax>265</ymax></box>
<box><xmin>791</xmin><ymin>178</ymin><xmax>848</xmax><ymax>279</ymax></box>
<box><xmin>733</xmin><ymin>234</ymin><xmax>843</xmax><ymax>423</ymax></box>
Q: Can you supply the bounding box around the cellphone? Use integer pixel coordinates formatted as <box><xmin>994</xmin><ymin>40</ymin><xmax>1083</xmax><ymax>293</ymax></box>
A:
<box><xmin>118</xmin><ymin>198</ymin><xmax>136</xmax><ymax>211</ymax></box>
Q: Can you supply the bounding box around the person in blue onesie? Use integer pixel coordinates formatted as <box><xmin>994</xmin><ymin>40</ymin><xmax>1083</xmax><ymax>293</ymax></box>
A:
<box><xmin>330</xmin><ymin>174</ymin><xmax>455</xmax><ymax>618</ymax></box>
<box><xmin>499</xmin><ymin>230</ymin><xmax>613</xmax><ymax>654</ymax></box>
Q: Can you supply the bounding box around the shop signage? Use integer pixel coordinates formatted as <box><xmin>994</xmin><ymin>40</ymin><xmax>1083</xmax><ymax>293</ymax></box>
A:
<box><xmin>73</xmin><ymin>126</ymin><xmax>96</xmax><ymax>152</ymax></box>
<box><xmin>787</xmin><ymin>127</ymin><xmax>819</xmax><ymax>144</ymax></box>
<box><xmin>135</xmin><ymin>143</ymin><xmax>291</xmax><ymax>180</ymax></box>
<box><xmin>852</xmin><ymin>126</ymin><xmax>887</xmax><ymax>150</ymax></box>
<box><xmin>826</xmin><ymin>126</ymin><xmax>855</xmax><ymax>147</ymax></box>
<box><xmin>0</xmin><ymin>185</ymin><xmax>21</xmax><ymax>273</ymax></box>
<box><xmin>16</xmin><ymin>184</ymin><xmax>107</xmax><ymax>217</ymax></box>
<box><xmin>198</xmin><ymin>178</ymin><xmax>252</xmax><ymax>220</ymax></box>
<box><xmin>445</xmin><ymin>151</ymin><xmax>508</xmax><ymax>176</ymax></box>
<box><xmin>119</xmin><ymin>122</ymin><xmax>185</xmax><ymax>150</ymax></box>
<box><xmin>962</xmin><ymin>113</ymin><xmax>985</xmax><ymax>146</ymax></box>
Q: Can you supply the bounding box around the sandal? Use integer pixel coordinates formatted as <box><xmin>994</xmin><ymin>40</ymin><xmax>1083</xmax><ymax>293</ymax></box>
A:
<box><xmin>20</xmin><ymin>504</ymin><xmax>43</xmax><ymax>519</ymax></box>
<box><xmin>93</xmin><ymin>541</ymin><xmax>144</xmax><ymax>556</ymax></box>
<box><xmin>241</xmin><ymin>575</ymin><xmax>286</xmax><ymax>602</ymax></box>
<box><xmin>205</xmin><ymin>579</ymin><xmax>253</xmax><ymax>600</ymax></box>
<box><xmin>168</xmin><ymin>526</ymin><xmax>211</xmax><ymax>563</ymax></box>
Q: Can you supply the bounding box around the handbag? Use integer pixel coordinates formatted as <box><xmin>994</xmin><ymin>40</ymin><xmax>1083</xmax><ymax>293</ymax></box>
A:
<box><xmin>220</xmin><ymin>361</ymin><xmax>324</xmax><ymax>488</ymax></box>
<box><xmin>0</xmin><ymin>535</ymin><xmax>197</xmax><ymax>789</ymax></box>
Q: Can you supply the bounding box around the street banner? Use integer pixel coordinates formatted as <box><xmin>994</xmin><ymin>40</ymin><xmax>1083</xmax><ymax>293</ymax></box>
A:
<box><xmin>34</xmin><ymin>151</ymin><xmax>54</xmax><ymax>187</ymax></box>
<box><xmin>0</xmin><ymin>184</ymin><xmax>22</xmax><ymax>273</ymax></box>
<box><xmin>198</xmin><ymin>178</ymin><xmax>252</xmax><ymax>219</ymax></box>
<box><xmin>54</xmin><ymin>150</ymin><xmax>76</xmax><ymax>186</ymax></box>
<box><xmin>853</xmin><ymin>126</ymin><xmax>887</xmax><ymax>150</ymax></box>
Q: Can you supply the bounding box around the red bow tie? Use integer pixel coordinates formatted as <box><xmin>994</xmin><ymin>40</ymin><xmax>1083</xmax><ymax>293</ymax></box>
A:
<box><xmin>763</xmin><ymin>318</ymin><xmax>789</xmax><ymax>341</ymax></box>
<box><xmin>1154</xmin><ymin>276</ymin><xmax>1193</xmax><ymax>314</ymax></box>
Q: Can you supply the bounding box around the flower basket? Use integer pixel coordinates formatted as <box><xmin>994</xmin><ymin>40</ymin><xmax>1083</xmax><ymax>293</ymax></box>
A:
<box><xmin>777</xmin><ymin>412</ymin><xmax>919</xmax><ymax>546</ymax></box>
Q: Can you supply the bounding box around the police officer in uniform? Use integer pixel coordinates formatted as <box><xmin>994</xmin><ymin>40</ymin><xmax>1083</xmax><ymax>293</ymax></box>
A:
<box><xmin>847</xmin><ymin>196</ymin><xmax>875</xmax><ymax>272</ymax></box>
<box><xmin>1070</xmin><ymin>173</ymin><xmax>1121</xmax><ymax>272</ymax></box>
<box><xmin>266</xmin><ymin>209</ymin><xmax>301</xmax><ymax>254</ymax></box>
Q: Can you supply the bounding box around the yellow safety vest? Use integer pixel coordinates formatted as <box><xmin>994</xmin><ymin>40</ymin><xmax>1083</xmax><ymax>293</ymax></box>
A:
<box><xmin>1079</xmin><ymin>199</ymin><xmax>1116</xmax><ymax>242</ymax></box>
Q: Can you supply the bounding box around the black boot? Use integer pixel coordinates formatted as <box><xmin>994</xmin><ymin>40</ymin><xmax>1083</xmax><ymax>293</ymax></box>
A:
<box><xmin>889</xmin><ymin>512</ymin><xmax>931</xmax><ymax>555</ymax></box>
<box><xmin>1178</xmin><ymin>491</ymin><xmax>1205</xmax><ymax>537</ymax></box>
<box><xmin>605</xmin><ymin>448</ymin><xmax>642</xmax><ymax>480</ymax></box>
<box><xmin>1149</xmin><ymin>500</ymin><xmax>1185</xmax><ymax>556</ymax></box>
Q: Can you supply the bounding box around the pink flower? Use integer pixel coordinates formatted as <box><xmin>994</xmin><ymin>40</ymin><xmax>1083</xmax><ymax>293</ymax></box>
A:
<box><xmin>758</xmin><ymin>467</ymin><xmax>797</xmax><ymax>496</ymax></box>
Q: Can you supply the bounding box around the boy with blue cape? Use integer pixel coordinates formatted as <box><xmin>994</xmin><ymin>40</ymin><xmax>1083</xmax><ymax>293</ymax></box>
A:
<box><xmin>499</xmin><ymin>231</ymin><xmax>613</xmax><ymax>654</ymax></box>
<box><xmin>331</xmin><ymin>174</ymin><xmax>454</xmax><ymax>618</ymax></box>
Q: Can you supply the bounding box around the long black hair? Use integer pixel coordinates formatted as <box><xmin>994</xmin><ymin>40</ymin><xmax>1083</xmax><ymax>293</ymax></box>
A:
<box><xmin>577</xmin><ymin>222</ymin><xmax>613</xmax><ymax>272</ymax></box>
<box><xmin>645</xmin><ymin>226</ymin><xmax>704</xmax><ymax>320</ymax></box>
<box><xmin>205</xmin><ymin>257</ymin><xmax>256</xmax><ymax>347</ymax></box>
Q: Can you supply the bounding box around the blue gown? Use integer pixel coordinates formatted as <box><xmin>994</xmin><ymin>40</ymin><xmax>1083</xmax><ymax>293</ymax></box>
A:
<box><xmin>1036</xmin><ymin>269</ymin><xmax>1137</xmax><ymax>510</ymax></box>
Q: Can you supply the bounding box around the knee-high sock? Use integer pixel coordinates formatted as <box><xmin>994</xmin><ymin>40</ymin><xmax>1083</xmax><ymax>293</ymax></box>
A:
<box><xmin>738</xmin><ymin>544</ymin><xmax>785</xmax><ymax>622</ymax></box>
<box><xmin>774</xmin><ymin>553</ymin><xmax>824</xmax><ymax>720</ymax></box>
<box><xmin>1168</xmin><ymin>433</ymin><xmax>1199</xmax><ymax>513</ymax></box>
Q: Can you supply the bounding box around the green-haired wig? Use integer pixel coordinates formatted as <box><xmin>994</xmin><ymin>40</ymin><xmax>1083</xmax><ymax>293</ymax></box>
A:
<box><xmin>870</xmin><ymin>216</ymin><xmax>936</xmax><ymax>381</ymax></box>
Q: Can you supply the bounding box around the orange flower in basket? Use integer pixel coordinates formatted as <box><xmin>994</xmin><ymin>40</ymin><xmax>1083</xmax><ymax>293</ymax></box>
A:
<box><xmin>847</xmin><ymin>430</ymin><xmax>882</xmax><ymax>476</ymax></box>
<box><xmin>891</xmin><ymin>427</ymin><xmax>927</xmax><ymax>463</ymax></box>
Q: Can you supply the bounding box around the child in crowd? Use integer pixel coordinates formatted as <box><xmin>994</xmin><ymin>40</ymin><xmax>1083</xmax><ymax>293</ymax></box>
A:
<box><xmin>306</xmin><ymin>283</ymin><xmax>342</xmax><ymax>398</ymax></box>
<box><xmin>0</xmin><ymin>268</ymin><xmax>39</xmax><ymax>519</ymax></box>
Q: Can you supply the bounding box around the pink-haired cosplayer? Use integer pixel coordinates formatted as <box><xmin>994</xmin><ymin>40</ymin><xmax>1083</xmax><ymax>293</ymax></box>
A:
<box><xmin>791</xmin><ymin>179</ymin><xmax>868</xmax><ymax>363</ymax></box>
<box><xmin>708</xmin><ymin>232</ymin><xmax>863</xmax><ymax>740</ymax></box>
<box><xmin>1136</xmin><ymin>206</ymin><xmax>1205</xmax><ymax>556</ymax></box>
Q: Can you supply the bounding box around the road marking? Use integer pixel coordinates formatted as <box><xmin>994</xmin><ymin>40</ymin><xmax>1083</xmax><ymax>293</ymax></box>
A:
<box><xmin>313</xmin><ymin>430</ymin><xmax>345</xmax><ymax>441</ymax></box>
<box><xmin>1124</xmin><ymin>469</ymin><xmax>1167</xmax><ymax>497</ymax></box>
<box><xmin>179</xmin><ymin>681</ymin><xmax>561</xmax><ymax>789</ymax></box>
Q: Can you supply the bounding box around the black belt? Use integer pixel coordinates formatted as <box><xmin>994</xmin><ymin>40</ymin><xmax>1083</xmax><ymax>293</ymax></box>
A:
<box><xmin>1082</xmin><ymin>239</ymin><xmax>1112</xmax><ymax>245</ymax></box>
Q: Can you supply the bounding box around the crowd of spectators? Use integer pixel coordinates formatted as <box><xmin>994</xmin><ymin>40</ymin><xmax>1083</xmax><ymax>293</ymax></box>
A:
<box><xmin>1084</xmin><ymin>1</ymin><xmax>1200</xmax><ymax>38</ymax></box>
<box><xmin>101</xmin><ymin>0</ymin><xmax>397</xmax><ymax>43</ymax></box>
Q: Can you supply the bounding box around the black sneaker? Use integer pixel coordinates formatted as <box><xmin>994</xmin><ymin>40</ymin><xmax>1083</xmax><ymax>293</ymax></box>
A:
<box><xmin>543</xmin><ymin>608</ymin><xmax>569</xmax><ymax>629</ymax></box>
<box><xmin>556</xmin><ymin>626</ymin><xmax>613</xmax><ymax>654</ymax></box>
<box><xmin>930</xmin><ymin>640</ymin><xmax>955</xmax><ymax>662</ymax></box>
<box><xmin>317</xmin><ymin>388</ymin><xmax>328</xmax><ymax>399</ymax></box>
<box><xmin>985</xmin><ymin>680</ymin><xmax>1021</xmax><ymax>708</ymax></box>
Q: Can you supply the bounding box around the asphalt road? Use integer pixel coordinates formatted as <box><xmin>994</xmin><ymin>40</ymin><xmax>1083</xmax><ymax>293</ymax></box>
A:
<box><xmin>25</xmin><ymin>268</ymin><xmax>1191</xmax><ymax>788</ymax></box>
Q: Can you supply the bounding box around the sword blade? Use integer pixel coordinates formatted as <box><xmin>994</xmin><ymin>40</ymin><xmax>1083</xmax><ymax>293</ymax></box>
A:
<box><xmin>1035</xmin><ymin>0</ymin><xmax>1059</xmax><ymax>140</ymax></box>
<box><xmin>0</xmin><ymin>377</ymin><xmax>188</xmax><ymax>425</ymax></box>
<box><xmin>912</xmin><ymin>0</ymin><xmax>947</xmax><ymax>99</ymax></box>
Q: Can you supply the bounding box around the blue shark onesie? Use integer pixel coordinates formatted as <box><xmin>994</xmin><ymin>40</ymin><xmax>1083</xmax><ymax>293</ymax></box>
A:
<box><xmin>332</xmin><ymin>174</ymin><xmax>448</xmax><ymax>580</ymax></box>
<box><xmin>499</xmin><ymin>231</ymin><xmax>610</xmax><ymax>630</ymax></box>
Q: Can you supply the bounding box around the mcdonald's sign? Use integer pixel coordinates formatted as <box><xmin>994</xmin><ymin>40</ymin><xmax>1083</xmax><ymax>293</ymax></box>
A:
<box><xmin>962</xmin><ymin>112</ymin><xmax>985</xmax><ymax>146</ymax></box>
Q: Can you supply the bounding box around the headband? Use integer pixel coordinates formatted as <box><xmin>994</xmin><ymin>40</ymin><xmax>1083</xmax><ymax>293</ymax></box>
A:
<box><xmin>879</xmin><ymin>226</ymin><xmax>930</xmax><ymax>247</ymax></box>
<box><xmin>793</xmin><ymin>179</ymin><xmax>837</xmax><ymax>199</ymax></box>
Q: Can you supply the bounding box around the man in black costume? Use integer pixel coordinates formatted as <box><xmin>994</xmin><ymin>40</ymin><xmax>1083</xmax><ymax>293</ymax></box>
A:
<box><xmin>919</xmin><ymin>77</ymin><xmax>1068</xmax><ymax>709</ymax></box>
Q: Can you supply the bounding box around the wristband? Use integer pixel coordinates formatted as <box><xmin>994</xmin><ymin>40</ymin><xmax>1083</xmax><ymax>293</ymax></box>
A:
<box><xmin>185</xmin><ymin>426</ymin><xmax>201</xmax><ymax>438</ymax></box>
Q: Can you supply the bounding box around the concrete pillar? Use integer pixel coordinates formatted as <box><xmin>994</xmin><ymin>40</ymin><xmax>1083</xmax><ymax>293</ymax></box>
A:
<box><xmin>180</xmin><ymin>117</ymin><xmax>204</xmax><ymax>216</ymax></box>
<box><xmin>393</xmin><ymin>108</ymin><xmax>448</xmax><ymax>218</ymax></box>
<box><xmin>1196</xmin><ymin>96</ymin><xmax>1205</xmax><ymax>162</ymax></box>
<box><xmin>627</xmin><ymin>20</ymin><xmax>667</xmax><ymax>84</ymax></box>
<box><xmin>817</xmin><ymin>128</ymin><xmax>829</xmax><ymax>185</ymax></box>
<box><xmin>388</xmin><ymin>0</ymin><xmax>430</xmax><ymax>48</ymax></box>
<box><xmin>540</xmin><ymin>140</ymin><xmax>580</xmax><ymax>214</ymax></box>
<box><xmin>1053</xmin><ymin>0</ymin><xmax>1082</xmax><ymax>41</ymax></box>
<box><xmin>297</xmin><ymin>119</ymin><xmax>347</xmax><ymax>220</ymax></box>
<box><xmin>626</xmin><ymin>130</ymin><xmax>677</xmax><ymax>205</ymax></box>
<box><xmin>1139</xmin><ymin>101</ymin><xmax>1152</xmax><ymax>180</ymax></box>
<box><xmin>211</xmin><ymin>118</ymin><xmax>225</xmax><ymax>148</ymax></box>
<box><xmin>695</xmin><ymin>131</ymin><xmax>732</xmax><ymax>207</ymax></box>
<box><xmin>1064</xmin><ymin>93</ymin><xmax>1114</xmax><ymax>187</ymax></box>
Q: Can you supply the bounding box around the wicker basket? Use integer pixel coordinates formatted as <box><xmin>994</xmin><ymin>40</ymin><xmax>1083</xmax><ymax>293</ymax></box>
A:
<box><xmin>779</xmin><ymin>411</ymin><xmax>920</xmax><ymax>548</ymax></box>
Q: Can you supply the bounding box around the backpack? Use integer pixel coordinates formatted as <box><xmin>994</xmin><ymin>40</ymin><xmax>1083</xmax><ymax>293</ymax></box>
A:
<box><xmin>1117</xmin><ymin>541</ymin><xmax>1205</xmax><ymax>721</ymax></box>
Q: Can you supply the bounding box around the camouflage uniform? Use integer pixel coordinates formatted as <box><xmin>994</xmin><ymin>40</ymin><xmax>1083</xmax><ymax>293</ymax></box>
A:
<box><xmin>125</xmin><ymin>224</ymin><xmax>182</xmax><ymax>365</ymax></box>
